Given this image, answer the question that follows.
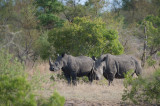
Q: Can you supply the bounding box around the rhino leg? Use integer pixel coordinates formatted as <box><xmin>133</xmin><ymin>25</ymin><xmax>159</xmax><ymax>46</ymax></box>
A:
<box><xmin>88</xmin><ymin>74</ymin><xmax>93</xmax><ymax>83</ymax></box>
<box><xmin>107</xmin><ymin>73</ymin><xmax>115</xmax><ymax>86</ymax></box>
<box><xmin>71</xmin><ymin>73</ymin><xmax>77</xmax><ymax>86</ymax></box>
<box><xmin>64</xmin><ymin>74</ymin><xmax>71</xmax><ymax>85</ymax></box>
<box><xmin>88</xmin><ymin>76</ymin><xmax>93</xmax><ymax>85</ymax></box>
<box><xmin>108</xmin><ymin>80</ymin><xmax>112</xmax><ymax>86</ymax></box>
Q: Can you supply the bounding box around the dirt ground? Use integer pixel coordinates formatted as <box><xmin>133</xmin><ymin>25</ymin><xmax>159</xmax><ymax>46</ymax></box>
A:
<box><xmin>63</xmin><ymin>80</ymin><xmax>125</xmax><ymax>106</ymax></box>
<box><xmin>33</xmin><ymin>79</ymin><xmax>125</xmax><ymax>106</ymax></box>
<box><xmin>28</xmin><ymin>63</ymin><xmax>155</xmax><ymax>106</ymax></box>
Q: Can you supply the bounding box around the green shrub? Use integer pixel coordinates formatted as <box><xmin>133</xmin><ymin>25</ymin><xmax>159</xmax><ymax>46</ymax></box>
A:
<box><xmin>0</xmin><ymin>50</ymin><xmax>37</xmax><ymax>106</ymax></box>
<box><xmin>34</xmin><ymin>31</ymin><xmax>53</xmax><ymax>60</ymax></box>
<box><xmin>48</xmin><ymin>91</ymin><xmax>65</xmax><ymax>106</ymax></box>
<box><xmin>122</xmin><ymin>69</ymin><xmax>160</xmax><ymax>105</ymax></box>
<box><xmin>48</xmin><ymin>17</ymin><xmax>124</xmax><ymax>57</ymax></box>
<box><xmin>37</xmin><ymin>90</ymin><xmax>65</xmax><ymax>106</ymax></box>
<box><xmin>147</xmin><ymin>56</ymin><xmax>156</xmax><ymax>68</ymax></box>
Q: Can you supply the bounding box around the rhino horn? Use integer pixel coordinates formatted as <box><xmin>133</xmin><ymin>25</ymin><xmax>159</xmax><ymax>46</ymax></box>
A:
<box><xmin>49</xmin><ymin>57</ymin><xmax>53</xmax><ymax>66</ymax></box>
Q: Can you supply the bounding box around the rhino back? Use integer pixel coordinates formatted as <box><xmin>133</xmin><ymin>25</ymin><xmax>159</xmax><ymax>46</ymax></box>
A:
<box><xmin>116</xmin><ymin>56</ymin><xmax>136</xmax><ymax>72</ymax></box>
<box><xmin>66</xmin><ymin>55</ymin><xmax>94</xmax><ymax>76</ymax></box>
<box><xmin>105</xmin><ymin>55</ymin><xmax>136</xmax><ymax>77</ymax></box>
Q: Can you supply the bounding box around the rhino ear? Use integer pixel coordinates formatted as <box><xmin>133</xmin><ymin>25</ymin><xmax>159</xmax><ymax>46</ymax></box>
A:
<box><xmin>92</xmin><ymin>56</ymin><xmax>97</xmax><ymax>61</ymax></box>
<box><xmin>61</xmin><ymin>53</ymin><xmax>66</xmax><ymax>57</ymax></box>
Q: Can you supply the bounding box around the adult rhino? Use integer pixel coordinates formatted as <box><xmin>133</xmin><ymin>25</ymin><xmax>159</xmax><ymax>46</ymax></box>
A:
<box><xmin>93</xmin><ymin>54</ymin><xmax>142</xmax><ymax>85</ymax></box>
<box><xmin>49</xmin><ymin>53</ymin><xmax>97</xmax><ymax>85</ymax></box>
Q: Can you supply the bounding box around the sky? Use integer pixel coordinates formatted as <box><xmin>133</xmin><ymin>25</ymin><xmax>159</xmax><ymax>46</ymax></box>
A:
<box><xmin>78</xmin><ymin>0</ymin><xmax>121</xmax><ymax>11</ymax></box>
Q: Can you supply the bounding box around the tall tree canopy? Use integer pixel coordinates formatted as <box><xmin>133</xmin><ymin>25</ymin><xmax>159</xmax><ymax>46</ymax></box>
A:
<box><xmin>34</xmin><ymin>0</ymin><xmax>64</xmax><ymax>29</ymax></box>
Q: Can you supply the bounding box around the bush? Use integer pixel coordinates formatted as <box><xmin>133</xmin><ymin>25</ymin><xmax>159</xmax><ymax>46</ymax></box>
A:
<box><xmin>0</xmin><ymin>50</ymin><xmax>37</xmax><ymax>106</ymax></box>
<box><xmin>48</xmin><ymin>17</ymin><xmax>124</xmax><ymax>57</ymax></box>
<box><xmin>37</xmin><ymin>90</ymin><xmax>65</xmax><ymax>106</ymax></box>
<box><xmin>147</xmin><ymin>56</ymin><xmax>156</xmax><ymax>68</ymax></box>
<box><xmin>34</xmin><ymin>31</ymin><xmax>53</xmax><ymax>60</ymax></box>
<box><xmin>122</xmin><ymin>69</ymin><xmax>160</xmax><ymax>105</ymax></box>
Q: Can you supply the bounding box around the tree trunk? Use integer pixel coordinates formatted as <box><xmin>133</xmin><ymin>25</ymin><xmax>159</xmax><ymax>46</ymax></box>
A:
<box><xmin>141</xmin><ymin>23</ymin><xmax>147</xmax><ymax>67</ymax></box>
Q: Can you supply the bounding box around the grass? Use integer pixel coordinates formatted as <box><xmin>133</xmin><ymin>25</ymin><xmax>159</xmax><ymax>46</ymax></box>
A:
<box><xmin>25</xmin><ymin>62</ymin><xmax>159</xmax><ymax>105</ymax></box>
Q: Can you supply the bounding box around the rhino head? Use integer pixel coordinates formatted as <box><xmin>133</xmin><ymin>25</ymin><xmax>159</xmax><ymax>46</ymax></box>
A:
<box><xmin>49</xmin><ymin>53</ymin><xmax>66</xmax><ymax>72</ymax></box>
<box><xmin>93</xmin><ymin>56</ymin><xmax>107</xmax><ymax>80</ymax></box>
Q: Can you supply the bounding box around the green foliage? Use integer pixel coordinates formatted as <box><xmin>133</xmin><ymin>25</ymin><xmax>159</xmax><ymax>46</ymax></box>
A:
<box><xmin>37</xmin><ymin>90</ymin><xmax>65</xmax><ymax>106</ymax></box>
<box><xmin>147</xmin><ymin>56</ymin><xmax>156</xmax><ymax>67</ymax></box>
<box><xmin>77</xmin><ymin>76</ymin><xmax>89</xmax><ymax>83</ymax></box>
<box><xmin>145</xmin><ymin>15</ymin><xmax>160</xmax><ymax>27</ymax></box>
<box><xmin>56</xmin><ymin>72</ymin><xmax>65</xmax><ymax>80</ymax></box>
<box><xmin>84</xmin><ymin>0</ymin><xmax>106</xmax><ymax>17</ymax></box>
<box><xmin>102</xmin><ymin>13</ymin><xmax>124</xmax><ymax>30</ymax></box>
<box><xmin>96</xmin><ymin>78</ymin><xmax>108</xmax><ymax>86</ymax></box>
<box><xmin>122</xmin><ymin>68</ymin><xmax>160</xmax><ymax>105</ymax></box>
<box><xmin>63</xmin><ymin>0</ymin><xmax>87</xmax><ymax>22</ymax></box>
<box><xmin>143</xmin><ymin>16</ymin><xmax>160</xmax><ymax>56</ymax></box>
<box><xmin>0</xmin><ymin>0</ymin><xmax>14</xmax><ymax>25</ymax></box>
<box><xmin>121</xmin><ymin>0</ymin><xmax>136</xmax><ymax>11</ymax></box>
<box><xmin>34</xmin><ymin>0</ymin><xmax>64</xmax><ymax>29</ymax></box>
<box><xmin>35</xmin><ymin>31</ymin><xmax>53</xmax><ymax>60</ymax></box>
<box><xmin>63</xmin><ymin>0</ymin><xmax>107</xmax><ymax>22</ymax></box>
<box><xmin>48</xmin><ymin>17</ymin><xmax>124</xmax><ymax>57</ymax></box>
<box><xmin>48</xmin><ymin>90</ymin><xmax>65</xmax><ymax>106</ymax></box>
<box><xmin>0</xmin><ymin>50</ymin><xmax>37</xmax><ymax>106</ymax></box>
<box><xmin>157</xmin><ymin>51</ymin><xmax>160</xmax><ymax>56</ymax></box>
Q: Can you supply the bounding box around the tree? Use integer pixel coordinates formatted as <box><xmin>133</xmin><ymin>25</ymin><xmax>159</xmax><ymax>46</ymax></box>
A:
<box><xmin>34</xmin><ymin>31</ymin><xmax>53</xmax><ymax>60</ymax></box>
<box><xmin>84</xmin><ymin>0</ymin><xmax>107</xmax><ymax>17</ymax></box>
<box><xmin>0</xmin><ymin>0</ymin><xmax>41</xmax><ymax>65</ymax></box>
<box><xmin>34</xmin><ymin>0</ymin><xmax>64</xmax><ymax>29</ymax></box>
<box><xmin>152</xmin><ymin>0</ymin><xmax>160</xmax><ymax>16</ymax></box>
<box><xmin>122</xmin><ymin>68</ymin><xmax>160</xmax><ymax>105</ymax></box>
<box><xmin>144</xmin><ymin>16</ymin><xmax>160</xmax><ymax>56</ymax></box>
<box><xmin>139</xmin><ymin>15</ymin><xmax>160</xmax><ymax>66</ymax></box>
<box><xmin>0</xmin><ymin>0</ymin><xmax>14</xmax><ymax>25</ymax></box>
<box><xmin>48</xmin><ymin>17</ymin><xmax>124</xmax><ymax>57</ymax></box>
<box><xmin>121</xmin><ymin>0</ymin><xmax>155</xmax><ymax>23</ymax></box>
<box><xmin>63</xmin><ymin>0</ymin><xmax>108</xmax><ymax>22</ymax></box>
<box><xmin>63</xmin><ymin>0</ymin><xmax>87</xmax><ymax>22</ymax></box>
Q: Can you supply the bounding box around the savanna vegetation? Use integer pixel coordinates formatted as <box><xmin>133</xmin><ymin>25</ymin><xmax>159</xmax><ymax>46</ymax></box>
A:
<box><xmin>0</xmin><ymin>0</ymin><xmax>160</xmax><ymax>105</ymax></box>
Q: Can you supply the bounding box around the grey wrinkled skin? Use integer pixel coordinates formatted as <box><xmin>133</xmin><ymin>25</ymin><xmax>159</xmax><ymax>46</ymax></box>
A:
<box><xmin>94</xmin><ymin>54</ymin><xmax>142</xmax><ymax>86</ymax></box>
<box><xmin>49</xmin><ymin>53</ymin><xmax>97</xmax><ymax>85</ymax></box>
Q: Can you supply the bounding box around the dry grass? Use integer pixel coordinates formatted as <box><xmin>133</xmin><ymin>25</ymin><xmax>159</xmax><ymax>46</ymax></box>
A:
<box><xmin>142</xmin><ymin>65</ymin><xmax>159</xmax><ymax>77</ymax></box>
<box><xmin>25</xmin><ymin>62</ymin><xmax>159</xmax><ymax>106</ymax></box>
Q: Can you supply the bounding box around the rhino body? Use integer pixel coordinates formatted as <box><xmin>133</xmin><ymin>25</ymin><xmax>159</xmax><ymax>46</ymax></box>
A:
<box><xmin>94</xmin><ymin>54</ymin><xmax>142</xmax><ymax>85</ymax></box>
<box><xmin>49</xmin><ymin>53</ymin><xmax>96</xmax><ymax>85</ymax></box>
